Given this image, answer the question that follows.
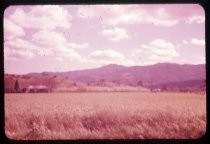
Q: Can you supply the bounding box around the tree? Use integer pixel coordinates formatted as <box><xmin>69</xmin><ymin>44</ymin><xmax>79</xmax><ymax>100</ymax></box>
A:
<box><xmin>137</xmin><ymin>80</ymin><xmax>143</xmax><ymax>86</ymax></box>
<box><xmin>21</xmin><ymin>88</ymin><xmax>27</xmax><ymax>93</ymax></box>
<box><xmin>100</xmin><ymin>79</ymin><xmax>105</xmax><ymax>86</ymax></box>
<box><xmin>149</xmin><ymin>78</ymin><xmax>153</xmax><ymax>92</ymax></box>
<box><xmin>162</xmin><ymin>84</ymin><xmax>167</xmax><ymax>91</ymax></box>
<box><xmin>44</xmin><ymin>76</ymin><xmax>57</xmax><ymax>92</ymax></box>
<box><xmin>14</xmin><ymin>79</ymin><xmax>20</xmax><ymax>92</ymax></box>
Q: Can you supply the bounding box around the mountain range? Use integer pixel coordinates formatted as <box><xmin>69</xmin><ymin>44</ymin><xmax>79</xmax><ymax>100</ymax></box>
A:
<box><xmin>24</xmin><ymin>63</ymin><xmax>205</xmax><ymax>90</ymax></box>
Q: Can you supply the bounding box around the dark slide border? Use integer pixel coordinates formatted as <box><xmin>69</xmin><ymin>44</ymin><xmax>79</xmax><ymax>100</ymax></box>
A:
<box><xmin>0</xmin><ymin>0</ymin><xmax>208</xmax><ymax>144</ymax></box>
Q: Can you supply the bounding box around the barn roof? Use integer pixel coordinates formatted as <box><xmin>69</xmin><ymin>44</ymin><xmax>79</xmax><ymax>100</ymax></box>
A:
<box><xmin>28</xmin><ymin>85</ymin><xmax>48</xmax><ymax>89</ymax></box>
<box><xmin>37</xmin><ymin>85</ymin><xmax>48</xmax><ymax>89</ymax></box>
<box><xmin>28</xmin><ymin>85</ymin><xmax>35</xmax><ymax>89</ymax></box>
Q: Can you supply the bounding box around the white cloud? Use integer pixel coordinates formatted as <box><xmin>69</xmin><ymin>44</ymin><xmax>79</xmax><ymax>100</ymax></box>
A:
<box><xmin>10</xmin><ymin>6</ymin><xmax>72</xmax><ymax>30</ymax></box>
<box><xmin>77</xmin><ymin>5</ymin><xmax>97</xmax><ymax>18</ymax></box>
<box><xmin>4</xmin><ymin>19</ymin><xmax>25</xmax><ymax>40</ymax></box>
<box><xmin>147</xmin><ymin>17</ymin><xmax>178</xmax><ymax>27</ymax></box>
<box><xmin>32</xmin><ymin>30</ymin><xmax>89</xmax><ymax>53</ymax></box>
<box><xmin>5</xmin><ymin>30</ymin><xmax>88</xmax><ymax>62</ymax></box>
<box><xmin>4</xmin><ymin>6</ymin><xmax>75</xmax><ymax>61</ymax></box>
<box><xmin>78</xmin><ymin>5</ymin><xmax>178</xmax><ymax>27</ymax></box>
<box><xmin>89</xmin><ymin>49</ymin><xmax>136</xmax><ymax>66</ymax></box>
<box><xmin>107</xmin><ymin>7</ymin><xmax>178</xmax><ymax>27</ymax></box>
<box><xmin>182</xmin><ymin>40</ymin><xmax>188</xmax><ymax>44</ymax></box>
<box><xmin>132</xmin><ymin>39</ymin><xmax>179</xmax><ymax>65</ymax></box>
<box><xmin>4</xmin><ymin>38</ymin><xmax>39</xmax><ymax>60</ymax></box>
<box><xmin>142</xmin><ymin>39</ymin><xmax>179</xmax><ymax>57</ymax></box>
<box><xmin>31</xmin><ymin>30</ymin><xmax>89</xmax><ymax>61</ymax></box>
<box><xmin>89</xmin><ymin>49</ymin><xmax>124</xmax><ymax>60</ymax></box>
<box><xmin>32</xmin><ymin>30</ymin><xmax>66</xmax><ymax>47</ymax></box>
<box><xmin>191</xmin><ymin>38</ymin><xmax>205</xmax><ymax>46</ymax></box>
<box><xmin>99</xmin><ymin>27</ymin><xmax>130</xmax><ymax>41</ymax></box>
<box><xmin>5</xmin><ymin>48</ymin><xmax>34</xmax><ymax>60</ymax></box>
<box><xmin>186</xmin><ymin>15</ymin><xmax>205</xmax><ymax>24</ymax></box>
<box><xmin>197</xmin><ymin>56</ymin><xmax>205</xmax><ymax>64</ymax></box>
<box><xmin>123</xmin><ymin>59</ymin><xmax>136</xmax><ymax>66</ymax></box>
<box><xmin>182</xmin><ymin>38</ymin><xmax>205</xmax><ymax>46</ymax></box>
<box><xmin>58</xmin><ymin>47</ymin><xmax>83</xmax><ymax>61</ymax></box>
<box><xmin>54</xmin><ymin>45</ymin><xmax>88</xmax><ymax>62</ymax></box>
<box><xmin>106</xmin><ymin>9</ymin><xmax>143</xmax><ymax>26</ymax></box>
<box><xmin>5</xmin><ymin>38</ymin><xmax>39</xmax><ymax>51</ymax></box>
<box><xmin>68</xmin><ymin>42</ymin><xmax>89</xmax><ymax>49</ymax></box>
<box><xmin>37</xmin><ymin>48</ymin><xmax>55</xmax><ymax>57</ymax></box>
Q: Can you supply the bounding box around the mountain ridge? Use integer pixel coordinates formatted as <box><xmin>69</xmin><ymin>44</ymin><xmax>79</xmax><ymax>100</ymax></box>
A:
<box><xmin>22</xmin><ymin>62</ymin><xmax>205</xmax><ymax>86</ymax></box>
<box><xmin>5</xmin><ymin>63</ymin><xmax>205</xmax><ymax>92</ymax></box>
<box><xmin>58</xmin><ymin>63</ymin><xmax>205</xmax><ymax>84</ymax></box>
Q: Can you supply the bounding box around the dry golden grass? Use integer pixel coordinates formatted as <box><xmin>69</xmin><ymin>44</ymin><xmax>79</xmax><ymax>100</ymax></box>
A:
<box><xmin>5</xmin><ymin>92</ymin><xmax>206</xmax><ymax>140</ymax></box>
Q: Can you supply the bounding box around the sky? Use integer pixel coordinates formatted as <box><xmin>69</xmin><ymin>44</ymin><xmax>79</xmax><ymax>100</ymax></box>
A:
<box><xmin>4</xmin><ymin>4</ymin><xmax>205</xmax><ymax>74</ymax></box>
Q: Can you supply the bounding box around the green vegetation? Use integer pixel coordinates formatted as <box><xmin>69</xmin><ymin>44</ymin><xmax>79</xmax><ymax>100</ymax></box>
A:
<box><xmin>14</xmin><ymin>80</ymin><xmax>20</xmax><ymax>93</ymax></box>
<box><xmin>5</xmin><ymin>92</ymin><xmax>206</xmax><ymax>139</ymax></box>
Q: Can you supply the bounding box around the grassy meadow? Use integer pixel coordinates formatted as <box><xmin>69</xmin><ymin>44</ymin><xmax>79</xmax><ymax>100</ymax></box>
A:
<box><xmin>5</xmin><ymin>92</ymin><xmax>206</xmax><ymax>140</ymax></box>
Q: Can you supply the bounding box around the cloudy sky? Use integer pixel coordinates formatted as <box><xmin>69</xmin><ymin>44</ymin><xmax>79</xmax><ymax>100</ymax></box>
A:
<box><xmin>4</xmin><ymin>4</ymin><xmax>205</xmax><ymax>74</ymax></box>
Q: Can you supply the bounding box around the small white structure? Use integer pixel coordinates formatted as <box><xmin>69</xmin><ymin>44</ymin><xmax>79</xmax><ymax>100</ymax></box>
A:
<box><xmin>152</xmin><ymin>88</ymin><xmax>161</xmax><ymax>92</ymax></box>
<box><xmin>27</xmin><ymin>85</ymin><xmax>49</xmax><ymax>93</ymax></box>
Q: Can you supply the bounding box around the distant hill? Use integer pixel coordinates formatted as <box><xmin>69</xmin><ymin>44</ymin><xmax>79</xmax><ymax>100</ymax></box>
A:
<box><xmin>5</xmin><ymin>63</ymin><xmax>206</xmax><ymax>92</ymax></box>
<box><xmin>52</xmin><ymin>63</ymin><xmax>205</xmax><ymax>87</ymax></box>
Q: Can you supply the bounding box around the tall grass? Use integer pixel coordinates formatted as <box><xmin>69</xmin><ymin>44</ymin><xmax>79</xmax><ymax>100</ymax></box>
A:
<box><xmin>5</xmin><ymin>92</ymin><xmax>206</xmax><ymax>139</ymax></box>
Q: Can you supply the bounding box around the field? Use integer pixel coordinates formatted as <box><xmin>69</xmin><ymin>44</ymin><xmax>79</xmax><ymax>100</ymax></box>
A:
<box><xmin>5</xmin><ymin>92</ymin><xmax>206</xmax><ymax>140</ymax></box>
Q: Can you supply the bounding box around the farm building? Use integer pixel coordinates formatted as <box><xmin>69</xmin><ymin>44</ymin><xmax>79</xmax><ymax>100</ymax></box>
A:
<box><xmin>151</xmin><ymin>88</ymin><xmax>161</xmax><ymax>92</ymax></box>
<box><xmin>27</xmin><ymin>85</ymin><xmax>49</xmax><ymax>93</ymax></box>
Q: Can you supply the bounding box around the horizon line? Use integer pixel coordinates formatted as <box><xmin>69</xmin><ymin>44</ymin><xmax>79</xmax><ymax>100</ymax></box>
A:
<box><xmin>4</xmin><ymin>62</ymin><xmax>205</xmax><ymax>75</ymax></box>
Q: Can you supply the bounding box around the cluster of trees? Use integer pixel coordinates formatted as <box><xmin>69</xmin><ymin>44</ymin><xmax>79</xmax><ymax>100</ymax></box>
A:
<box><xmin>5</xmin><ymin>80</ymin><xmax>27</xmax><ymax>93</ymax></box>
<box><xmin>5</xmin><ymin>79</ymin><xmax>49</xmax><ymax>93</ymax></box>
<box><xmin>5</xmin><ymin>76</ymin><xmax>206</xmax><ymax>93</ymax></box>
<box><xmin>136</xmin><ymin>79</ymin><xmax>206</xmax><ymax>93</ymax></box>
